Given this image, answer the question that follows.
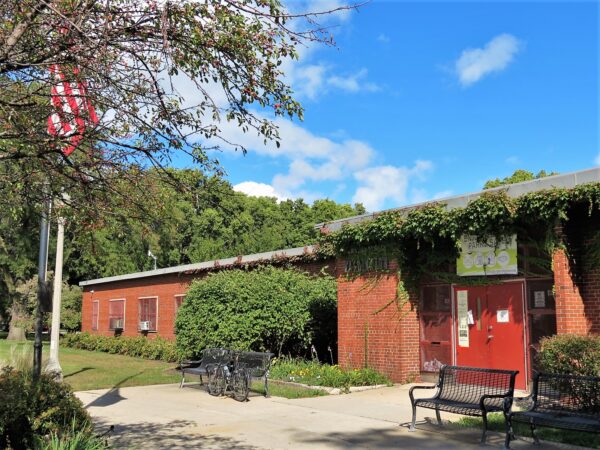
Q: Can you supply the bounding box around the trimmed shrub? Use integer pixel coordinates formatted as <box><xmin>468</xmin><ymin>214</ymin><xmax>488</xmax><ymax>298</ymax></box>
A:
<box><xmin>61</xmin><ymin>333</ymin><xmax>179</xmax><ymax>362</ymax></box>
<box><xmin>0</xmin><ymin>368</ymin><xmax>91</xmax><ymax>450</ymax></box>
<box><xmin>537</xmin><ymin>334</ymin><xmax>600</xmax><ymax>376</ymax></box>
<box><xmin>175</xmin><ymin>266</ymin><xmax>337</xmax><ymax>358</ymax></box>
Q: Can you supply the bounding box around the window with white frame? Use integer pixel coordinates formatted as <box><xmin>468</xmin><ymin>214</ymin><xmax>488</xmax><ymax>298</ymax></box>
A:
<box><xmin>138</xmin><ymin>297</ymin><xmax>157</xmax><ymax>331</ymax></box>
<box><xmin>108</xmin><ymin>299</ymin><xmax>125</xmax><ymax>330</ymax></box>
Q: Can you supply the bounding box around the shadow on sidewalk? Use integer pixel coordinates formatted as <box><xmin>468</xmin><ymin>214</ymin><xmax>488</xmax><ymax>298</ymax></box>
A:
<box><xmin>84</xmin><ymin>372</ymin><xmax>143</xmax><ymax>408</ymax></box>
<box><xmin>93</xmin><ymin>418</ymin><xmax>263</xmax><ymax>450</ymax></box>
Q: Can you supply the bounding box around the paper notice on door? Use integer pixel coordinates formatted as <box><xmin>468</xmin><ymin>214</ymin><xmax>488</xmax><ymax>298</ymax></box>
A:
<box><xmin>534</xmin><ymin>291</ymin><xmax>545</xmax><ymax>308</ymax></box>
<box><xmin>497</xmin><ymin>309</ymin><xmax>509</xmax><ymax>323</ymax></box>
<box><xmin>457</xmin><ymin>290</ymin><xmax>469</xmax><ymax>347</ymax></box>
<box><xmin>467</xmin><ymin>310</ymin><xmax>474</xmax><ymax>325</ymax></box>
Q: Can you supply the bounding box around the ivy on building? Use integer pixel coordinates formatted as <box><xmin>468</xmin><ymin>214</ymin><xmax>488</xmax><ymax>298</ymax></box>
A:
<box><xmin>316</xmin><ymin>183</ymin><xmax>600</xmax><ymax>309</ymax></box>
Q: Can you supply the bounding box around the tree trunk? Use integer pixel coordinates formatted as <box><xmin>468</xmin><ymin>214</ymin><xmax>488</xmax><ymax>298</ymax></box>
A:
<box><xmin>6</xmin><ymin>299</ymin><xmax>27</xmax><ymax>341</ymax></box>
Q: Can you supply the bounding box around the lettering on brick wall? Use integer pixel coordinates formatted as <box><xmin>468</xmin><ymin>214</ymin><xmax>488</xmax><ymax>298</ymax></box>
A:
<box><xmin>344</xmin><ymin>256</ymin><xmax>390</xmax><ymax>273</ymax></box>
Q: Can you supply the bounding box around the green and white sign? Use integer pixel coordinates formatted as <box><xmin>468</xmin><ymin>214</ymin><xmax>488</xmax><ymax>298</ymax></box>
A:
<box><xmin>457</xmin><ymin>234</ymin><xmax>518</xmax><ymax>276</ymax></box>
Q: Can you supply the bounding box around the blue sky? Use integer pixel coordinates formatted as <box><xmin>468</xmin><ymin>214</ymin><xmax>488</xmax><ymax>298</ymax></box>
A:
<box><xmin>190</xmin><ymin>1</ymin><xmax>599</xmax><ymax>212</ymax></box>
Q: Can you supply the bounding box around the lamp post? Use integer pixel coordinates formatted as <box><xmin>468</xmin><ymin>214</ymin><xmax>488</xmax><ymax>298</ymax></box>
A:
<box><xmin>45</xmin><ymin>195</ymin><xmax>68</xmax><ymax>379</ymax></box>
<box><xmin>148</xmin><ymin>250</ymin><xmax>157</xmax><ymax>270</ymax></box>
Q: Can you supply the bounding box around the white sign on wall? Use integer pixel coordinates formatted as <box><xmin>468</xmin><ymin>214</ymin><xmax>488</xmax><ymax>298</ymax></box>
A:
<box><xmin>457</xmin><ymin>290</ymin><xmax>469</xmax><ymax>347</ymax></box>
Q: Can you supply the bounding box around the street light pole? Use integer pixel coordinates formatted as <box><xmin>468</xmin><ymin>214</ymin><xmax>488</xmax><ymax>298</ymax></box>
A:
<box><xmin>33</xmin><ymin>193</ymin><xmax>51</xmax><ymax>380</ymax></box>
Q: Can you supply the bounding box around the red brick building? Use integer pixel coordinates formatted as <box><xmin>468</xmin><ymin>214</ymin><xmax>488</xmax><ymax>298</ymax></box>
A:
<box><xmin>80</xmin><ymin>168</ymin><xmax>600</xmax><ymax>389</ymax></box>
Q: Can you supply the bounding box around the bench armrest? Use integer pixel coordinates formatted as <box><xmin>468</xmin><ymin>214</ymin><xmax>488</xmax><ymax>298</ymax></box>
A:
<box><xmin>179</xmin><ymin>359</ymin><xmax>202</xmax><ymax>370</ymax></box>
<box><xmin>409</xmin><ymin>384</ymin><xmax>439</xmax><ymax>406</ymax></box>
<box><xmin>479</xmin><ymin>393</ymin><xmax>514</xmax><ymax>413</ymax></box>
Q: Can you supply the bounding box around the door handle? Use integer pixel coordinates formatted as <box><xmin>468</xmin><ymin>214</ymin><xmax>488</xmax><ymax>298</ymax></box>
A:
<box><xmin>487</xmin><ymin>335</ymin><xmax>494</xmax><ymax>340</ymax></box>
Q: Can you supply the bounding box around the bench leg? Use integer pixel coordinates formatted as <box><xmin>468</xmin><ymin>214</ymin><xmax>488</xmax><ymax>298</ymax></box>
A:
<box><xmin>481</xmin><ymin>411</ymin><xmax>488</xmax><ymax>444</ymax></box>
<box><xmin>435</xmin><ymin>407</ymin><xmax>442</xmax><ymax>426</ymax></box>
<box><xmin>264</xmin><ymin>376</ymin><xmax>270</xmax><ymax>398</ymax></box>
<box><xmin>408</xmin><ymin>404</ymin><xmax>417</xmax><ymax>432</ymax></box>
<box><xmin>503</xmin><ymin>415</ymin><xmax>513</xmax><ymax>450</ymax></box>
<box><xmin>180</xmin><ymin>374</ymin><xmax>185</xmax><ymax>388</ymax></box>
<box><xmin>530</xmin><ymin>421</ymin><xmax>539</xmax><ymax>445</ymax></box>
<box><xmin>199</xmin><ymin>374</ymin><xmax>204</xmax><ymax>386</ymax></box>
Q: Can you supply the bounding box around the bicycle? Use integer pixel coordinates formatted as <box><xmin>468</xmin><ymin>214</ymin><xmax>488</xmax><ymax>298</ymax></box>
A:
<box><xmin>207</xmin><ymin>352</ymin><xmax>249</xmax><ymax>402</ymax></box>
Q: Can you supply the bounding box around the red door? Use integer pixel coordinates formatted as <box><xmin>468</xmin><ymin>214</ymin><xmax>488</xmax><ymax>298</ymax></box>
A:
<box><xmin>454</xmin><ymin>282</ymin><xmax>526</xmax><ymax>389</ymax></box>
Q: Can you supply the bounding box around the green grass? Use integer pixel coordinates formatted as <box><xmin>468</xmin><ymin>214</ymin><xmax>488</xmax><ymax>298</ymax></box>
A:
<box><xmin>0</xmin><ymin>339</ymin><xmax>180</xmax><ymax>391</ymax></box>
<box><xmin>0</xmin><ymin>339</ymin><xmax>326</xmax><ymax>398</ymax></box>
<box><xmin>454</xmin><ymin>413</ymin><xmax>600</xmax><ymax>448</ymax></box>
<box><xmin>252</xmin><ymin>380</ymin><xmax>327</xmax><ymax>399</ymax></box>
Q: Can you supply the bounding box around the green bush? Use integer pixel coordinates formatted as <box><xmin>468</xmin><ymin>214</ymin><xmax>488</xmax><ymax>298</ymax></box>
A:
<box><xmin>34</xmin><ymin>420</ymin><xmax>109</xmax><ymax>450</ymax></box>
<box><xmin>175</xmin><ymin>266</ymin><xmax>337</xmax><ymax>358</ymax></box>
<box><xmin>0</xmin><ymin>368</ymin><xmax>92</xmax><ymax>450</ymax></box>
<box><xmin>537</xmin><ymin>334</ymin><xmax>600</xmax><ymax>376</ymax></box>
<box><xmin>270</xmin><ymin>358</ymin><xmax>391</xmax><ymax>389</ymax></box>
<box><xmin>61</xmin><ymin>332</ymin><xmax>179</xmax><ymax>362</ymax></box>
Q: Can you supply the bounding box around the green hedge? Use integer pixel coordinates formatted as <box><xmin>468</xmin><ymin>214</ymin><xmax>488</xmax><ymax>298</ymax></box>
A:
<box><xmin>175</xmin><ymin>266</ymin><xmax>337</xmax><ymax>359</ymax></box>
<box><xmin>537</xmin><ymin>334</ymin><xmax>600</xmax><ymax>376</ymax></box>
<box><xmin>0</xmin><ymin>368</ymin><xmax>92</xmax><ymax>450</ymax></box>
<box><xmin>61</xmin><ymin>332</ymin><xmax>179</xmax><ymax>362</ymax></box>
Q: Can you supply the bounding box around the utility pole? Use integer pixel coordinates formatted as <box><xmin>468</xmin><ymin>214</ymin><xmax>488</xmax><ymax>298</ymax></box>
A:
<box><xmin>33</xmin><ymin>194</ymin><xmax>51</xmax><ymax>380</ymax></box>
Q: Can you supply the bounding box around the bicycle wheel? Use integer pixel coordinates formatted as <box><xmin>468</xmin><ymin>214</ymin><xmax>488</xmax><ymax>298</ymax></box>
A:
<box><xmin>208</xmin><ymin>365</ymin><xmax>226</xmax><ymax>396</ymax></box>
<box><xmin>232</xmin><ymin>368</ymin><xmax>249</xmax><ymax>402</ymax></box>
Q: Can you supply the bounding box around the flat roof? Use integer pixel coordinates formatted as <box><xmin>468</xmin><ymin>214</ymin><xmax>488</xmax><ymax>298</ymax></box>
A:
<box><xmin>80</xmin><ymin>245</ymin><xmax>316</xmax><ymax>287</ymax></box>
<box><xmin>315</xmin><ymin>167</ymin><xmax>600</xmax><ymax>232</ymax></box>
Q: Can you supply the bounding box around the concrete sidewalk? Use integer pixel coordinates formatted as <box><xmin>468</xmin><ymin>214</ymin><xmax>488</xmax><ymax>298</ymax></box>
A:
<box><xmin>76</xmin><ymin>383</ymin><xmax>589</xmax><ymax>450</ymax></box>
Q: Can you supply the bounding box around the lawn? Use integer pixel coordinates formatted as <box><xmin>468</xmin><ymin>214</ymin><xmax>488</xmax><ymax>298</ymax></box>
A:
<box><xmin>0</xmin><ymin>339</ymin><xmax>181</xmax><ymax>391</ymax></box>
<box><xmin>454</xmin><ymin>413</ymin><xmax>600</xmax><ymax>449</ymax></box>
<box><xmin>0</xmin><ymin>339</ymin><xmax>324</xmax><ymax>398</ymax></box>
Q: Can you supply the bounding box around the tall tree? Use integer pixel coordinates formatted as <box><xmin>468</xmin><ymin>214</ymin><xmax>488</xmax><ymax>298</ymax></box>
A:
<box><xmin>484</xmin><ymin>169</ymin><xmax>558</xmax><ymax>189</ymax></box>
<box><xmin>0</xmin><ymin>0</ymin><xmax>352</xmax><ymax>218</ymax></box>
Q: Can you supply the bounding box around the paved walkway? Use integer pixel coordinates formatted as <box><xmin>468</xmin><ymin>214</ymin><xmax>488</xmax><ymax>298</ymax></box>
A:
<box><xmin>77</xmin><ymin>383</ymin><xmax>588</xmax><ymax>450</ymax></box>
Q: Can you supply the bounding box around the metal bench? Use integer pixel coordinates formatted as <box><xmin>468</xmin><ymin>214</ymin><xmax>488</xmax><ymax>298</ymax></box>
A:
<box><xmin>236</xmin><ymin>351</ymin><xmax>274</xmax><ymax>397</ymax></box>
<box><xmin>179</xmin><ymin>347</ymin><xmax>231</xmax><ymax>388</ymax></box>
<box><xmin>505</xmin><ymin>372</ymin><xmax>600</xmax><ymax>449</ymax></box>
<box><xmin>409</xmin><ymin>365</ymin><xmax>518</xmax><ymax>443</ymax></box>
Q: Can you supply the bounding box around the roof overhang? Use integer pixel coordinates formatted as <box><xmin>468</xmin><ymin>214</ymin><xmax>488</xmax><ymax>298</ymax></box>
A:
<box><xmin>315</xmin><ymin>167</ymin><xmax>600</xmax><ymax>233</ymax></box>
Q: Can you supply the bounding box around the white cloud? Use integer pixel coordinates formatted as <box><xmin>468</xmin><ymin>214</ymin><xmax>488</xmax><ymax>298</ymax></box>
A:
<box><xmin>595</xmin><ymin>153</ymin><xmax>600</xmax><ymax>166</ymax></box>
<box><xmin>377</xmin><ymin>33</ymin><xmax>390</xmax><ymax>43</ymax></box>
<box><xmin>293</xmin><ymin>64</ymin><xmax>328</xmax><ymax>99</ymax></box>
<box><xmin>352</xmin><ymin>161</ymin><xmax>434</xmax><ymax>212</ymax></box>
<box><xmin>233</xmin><ymin>181</ymin><xmax>288</xmax><ymax>201</ymax></box>
<box><xmin>327</xmin><ymin>68</ymin><xmax>381</xmax><ymax>93</ymax></box>
<box><xmin>455</xmin><ymin>34</ymin><xmax>521</xmax><ymax>87</ymax></box>
<box><xmin>505</xmin><ymin>155</ymin><xmax>520</xmax><ymax>165</ymax></box>
<box><xmin>305</xmin><ymin>0</ymin><xmax>353</xmax><ymax>23</ymax></box>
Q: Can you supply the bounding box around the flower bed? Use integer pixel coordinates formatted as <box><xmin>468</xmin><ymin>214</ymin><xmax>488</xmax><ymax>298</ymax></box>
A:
<box><xmin>270</xmin><ymin>358</ymin><xmax>391</xmax><ymax>391</ymax></box>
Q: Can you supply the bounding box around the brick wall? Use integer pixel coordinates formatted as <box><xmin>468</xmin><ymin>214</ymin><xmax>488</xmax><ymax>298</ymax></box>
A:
<box><xmin>81</xmin><ymin>259</ymin><xmax>334</xmax><ymax>340</ymax></box>
<box><xmin>553</xmin><ymin>213</ymin><xmax>600</xmax><ymax>335</ymax></box>
<box><xmin>81</xmin><ymin>273</ymin><xmax>197</xmax><ymax>340</ymax></box>
<box><xmin>337</xmin><ymin>259</ymin><xmax>420</xmax><ymax>383</ymax></box>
